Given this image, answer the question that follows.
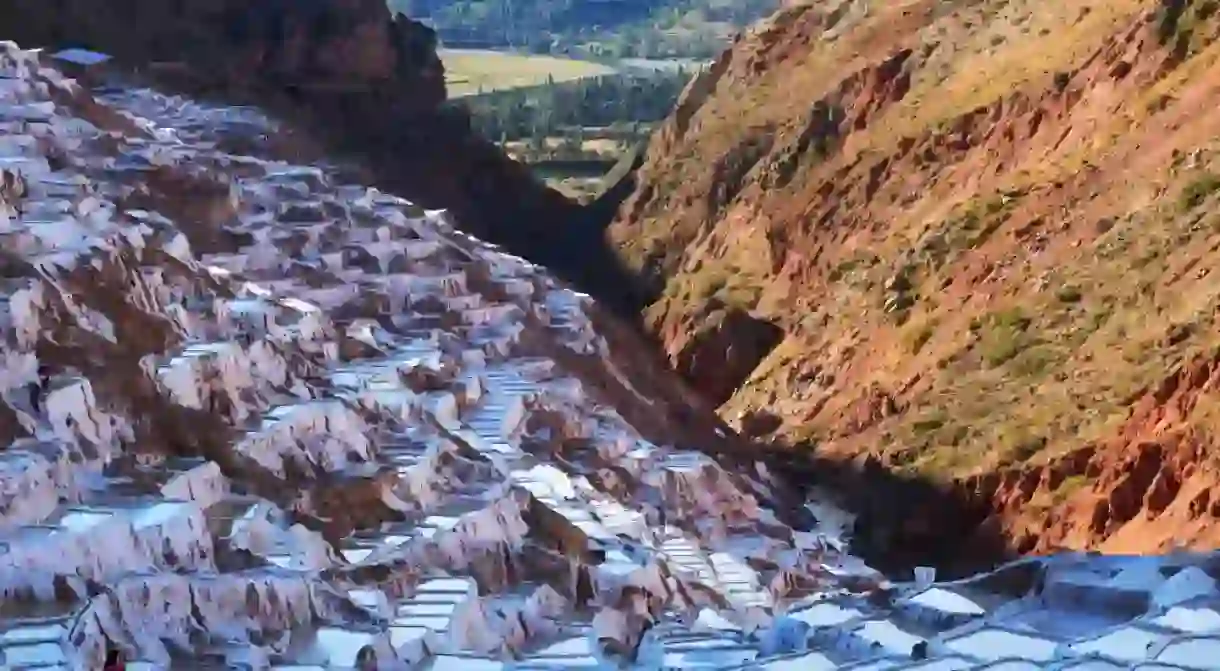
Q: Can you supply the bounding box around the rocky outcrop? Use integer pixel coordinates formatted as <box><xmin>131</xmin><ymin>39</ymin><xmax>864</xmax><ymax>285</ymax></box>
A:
<box><xmin>650</xmin><ymin>300</ymin><xmax>784</xmax><ymax>407</ymax></box>
<box><xmin>607</xmin><ymin>0</ymin><xmax>1220</xmax><ymax>558</ymax></box>
<box><xmin>0</xmin><ymin>0</ymin><xmax>641</xmax><ymax>314</ymax></box>
<box><xmin>5</xmin><ymin>0</ymin><xmax>442</xmax><ymax>98</ymax></box>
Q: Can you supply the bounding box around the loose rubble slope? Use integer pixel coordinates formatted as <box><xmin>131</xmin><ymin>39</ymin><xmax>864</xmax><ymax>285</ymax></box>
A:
<box><xmin>608</xmin><ymin>0</ymin><xmax>1220</xmax><ymax>557</ymax></box>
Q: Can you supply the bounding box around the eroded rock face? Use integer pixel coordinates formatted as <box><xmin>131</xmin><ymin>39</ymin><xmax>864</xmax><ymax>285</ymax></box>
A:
<box><xmin>606</xmin><ymin>0</ymin><xmax>1220</xmax><ymax>559</ymax></box>
<box><xmin>648</xmin><ymin>301</ymin><xmax>784</xmax><ymax>408</ymax></box>
<box><xmin>0</xmin><ymin>0</ymin><xmax>444</xmax><ymax>110</ymax></box>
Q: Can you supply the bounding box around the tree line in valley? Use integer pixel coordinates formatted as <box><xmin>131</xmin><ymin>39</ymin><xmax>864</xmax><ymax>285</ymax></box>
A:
<box><xmin>389</xmin><ymin>0</ymin><xmax>778</xmax><ymax>59</ymax></box>
<box><xmin>453</xmin><ymin>68</ymin><xmax>695</xmax><ymax>146</ymax></box>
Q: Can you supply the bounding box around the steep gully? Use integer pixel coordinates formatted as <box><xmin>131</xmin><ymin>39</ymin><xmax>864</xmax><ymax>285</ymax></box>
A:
<box><xmin>0</xmin><ymin>0</ymin><xmax>1006</xmax><ymax>578</ymax></box>
<box><xmin>7</xmin><ymin>40</ymin><xmax>1220</xmax><ymax>671</ymax></box>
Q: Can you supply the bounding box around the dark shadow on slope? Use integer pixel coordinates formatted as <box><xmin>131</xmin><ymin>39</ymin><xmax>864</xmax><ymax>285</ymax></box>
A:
<box><xmin>584</xmin><ymin>141</ymin><xmax>648</xmax><ymax>230</ymax></box>
<box><xmin>768</xmin><ymin>447</ymin><xmax>1019</xmax><ymax>581</ymax></box>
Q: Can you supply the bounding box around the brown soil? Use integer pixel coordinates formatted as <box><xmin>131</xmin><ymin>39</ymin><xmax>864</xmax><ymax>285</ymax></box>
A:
<box><xmin>607</xmin><ymin>0</ymin><xmax>1220</xmax><ymax>564</ymax></box>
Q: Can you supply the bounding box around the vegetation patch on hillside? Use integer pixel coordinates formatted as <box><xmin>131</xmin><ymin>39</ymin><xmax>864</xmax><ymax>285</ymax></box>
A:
<box><xmin>441</xmin><ymin>49</ymin><xmax>615</xmax><ymax>97</ymax></box>
<box><xmin>447</xmin><ymin>54</ymin><xmax>696</xmax><ymax>201</ymax></box>
<box><xmin>395</xmin><ymin>0</ymin><xmax>780</xmax><ymax>59</ymax></box>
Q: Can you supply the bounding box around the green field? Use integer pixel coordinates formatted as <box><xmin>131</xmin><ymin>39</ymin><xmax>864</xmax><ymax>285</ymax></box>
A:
<box><xmin>440</xmin><ymin>49</ymin><xmax>616</xmax><ymax>97</ymax></box>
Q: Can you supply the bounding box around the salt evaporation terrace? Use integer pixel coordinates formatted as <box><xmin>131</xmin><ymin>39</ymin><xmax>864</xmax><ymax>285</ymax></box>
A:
<box><xmin>4</xmin><ymin>41</ymin><xmax>1220</xmax><ymax>671</ymax></box>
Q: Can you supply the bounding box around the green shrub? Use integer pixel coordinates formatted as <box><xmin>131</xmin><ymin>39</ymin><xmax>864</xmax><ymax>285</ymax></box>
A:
<box><xmin>981</xmin><ymin>329</ymin><xmax>1024</xmax><ymax>367</ymax></box>
<box><xmin>912</xmin><ymin>412</ymin><xmax>947</xmax><ymax>435</ymax></box>
<box><xmin>1179</xmin><ymin>172</ymin><xmax>1220</xmax><ymax>212</ymax></box>
<box><xmin>977</xmin><ymin>308</ymin><xmax>1033</xmax><ymax>368</ymax></box>
<box><xmin>1010</xmin><ymin>345</ymin><xmax>1057</xmax><ymax>377</ymax></box>
<box><xmin>1056</xmin><ymin>286</ymin><xmax>1083</xmax><ymax>303</ymax></box>
<box><xmin>905</xmin><ymin>321</ymin><xmax>937</xmax><ymax>354</ymax></box>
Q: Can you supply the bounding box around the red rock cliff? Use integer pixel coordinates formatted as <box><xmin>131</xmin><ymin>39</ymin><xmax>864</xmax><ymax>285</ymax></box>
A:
<box><xmin>607</xmin><ymin>0</ymin><xmax>1220</xmax><ymax>563</ymax></box>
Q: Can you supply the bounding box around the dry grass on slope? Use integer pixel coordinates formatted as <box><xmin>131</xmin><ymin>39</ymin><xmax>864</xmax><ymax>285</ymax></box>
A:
<box><xmin>610</xmin><ymin>0</ymin><xmax>1220</xmax><ymax>504</ymax></box>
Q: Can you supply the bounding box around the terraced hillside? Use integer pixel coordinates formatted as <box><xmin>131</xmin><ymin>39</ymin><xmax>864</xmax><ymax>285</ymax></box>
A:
<box><xmin>0</xmin><ymin>41</ymin><xmax>820</xmax><ymax>669</ymax></box>
<box><xmin>12</xmin><ymin>38</ymin><xmax>1220</xmax><ymax>671</ymax></box>
<box><xmin>11</xmin><ymin>21</ymin><xmax>1220</xmax><ymax>671</ymax></box>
